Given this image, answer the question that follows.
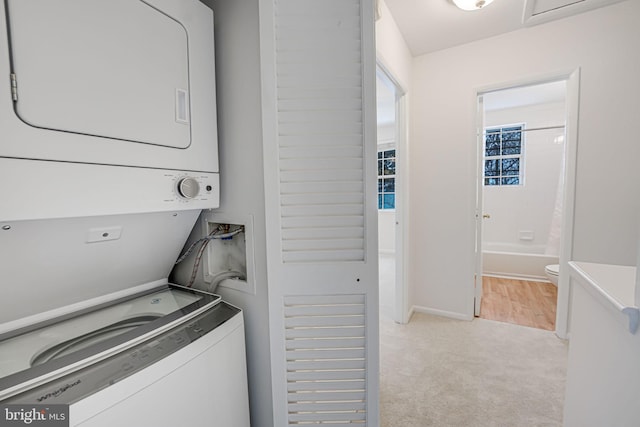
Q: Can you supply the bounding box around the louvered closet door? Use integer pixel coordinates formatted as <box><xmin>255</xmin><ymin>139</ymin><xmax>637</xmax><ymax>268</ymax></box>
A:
<box><xmin>260</xmin><ymin>0</ymin><xmax>379</xmax><ymax>425</ymax></box>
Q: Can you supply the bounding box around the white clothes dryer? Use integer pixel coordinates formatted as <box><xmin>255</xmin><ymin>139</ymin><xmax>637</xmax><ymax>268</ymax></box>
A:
<box><xmin>0</xmin><ymin>0</ymin><xmax>220</xmax><ymax>221</ymax></box>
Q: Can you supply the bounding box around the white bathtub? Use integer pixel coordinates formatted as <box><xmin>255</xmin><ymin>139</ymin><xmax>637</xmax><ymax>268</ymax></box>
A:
<box><xmin>482</xmin><ymin>243</ymin><xmax>558</xmax><ymax>282</ymax></box>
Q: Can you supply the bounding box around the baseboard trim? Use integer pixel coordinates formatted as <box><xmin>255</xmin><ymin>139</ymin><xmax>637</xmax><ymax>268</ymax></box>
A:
<box><xmin>483</xmin><ymin>272</ymin><xmax>550</xmax><ymax>282</ymax></box>
<box><xmin>406</xmin><ymin>306</ymin><xmax>415</xmax><ymax>322</ymax></box>
<box><xmin>411</xmin><ymin>305</ymin><xmax>473</xmax><ymax>321</ymax></box>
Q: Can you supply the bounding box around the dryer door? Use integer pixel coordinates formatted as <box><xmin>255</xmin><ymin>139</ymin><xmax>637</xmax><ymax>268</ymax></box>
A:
<box><xmin>7</xmin><ymin>0</ymin><xmax>191</xmax><ymax>148</ymax></box>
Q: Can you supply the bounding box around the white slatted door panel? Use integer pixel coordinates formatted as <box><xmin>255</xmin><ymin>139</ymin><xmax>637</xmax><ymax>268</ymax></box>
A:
<box><xmin>276</xmin><ymin>0</ymin><xmax>365</xmax><ymax>264</ymax></box>
<box><xmin>260</xmin><ymin>0</ymin><xmax>378</xmax><ymax>425</ymax></box>
<box><xmin>285</xmin><ymin>295</ymin><xmax>367</xmax><ymax>426</ymax></box>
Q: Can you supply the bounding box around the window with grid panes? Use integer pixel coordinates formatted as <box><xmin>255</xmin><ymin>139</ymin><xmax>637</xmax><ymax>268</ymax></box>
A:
<box><xmin>484</xmin><ymin>125</ymin><xmax>524</xmax><ymax>186</ymax></box>
<box><xmin>378</xmin><ymin>148</ymin><xmax>395</xmax><ymax>209</ymax></box>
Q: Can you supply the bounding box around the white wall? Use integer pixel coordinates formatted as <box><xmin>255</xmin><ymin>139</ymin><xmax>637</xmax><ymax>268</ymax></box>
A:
<box><xmin>483</xmin><ymin>101</ymin><xmax>566</xmax><ymax>255</ymax></box>
<box><xmin>637</xmin><ymin>231</ymin><xmax>640</xmax><ymax>306</ymax></box>
<box><xmin>172</xmin><ymin>0</ymin><xmax>273</xmax><ymax>425</ymax></box>
<box><xmin>410</xmin><ymin>1</ymin><xmax>640</xmax><ymax>318</ymax></box>
<box><xmin>375</xmin><ymin>0</ymin><xmax>411</xmax><ymax>91</ymax></box>
<box><xmin>634</xmin><ymin>231</ymin><xmax>640</xmax><ymax>307</ymax></box>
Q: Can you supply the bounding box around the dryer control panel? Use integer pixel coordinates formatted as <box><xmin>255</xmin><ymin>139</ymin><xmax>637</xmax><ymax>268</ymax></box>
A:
<box><xmin>0</xmin><ymin>158</ymin><xmax>220</xmax><ymax>222</ymax></box>
<box><xmin>176</xmin><ymin>177</ymin><xmax>201</xmax><ymax>199</ymax></box>
<box><xmin>164</xmin><ymin>173</ymin><xmax>217</xmax><ymax>205</ymax></box>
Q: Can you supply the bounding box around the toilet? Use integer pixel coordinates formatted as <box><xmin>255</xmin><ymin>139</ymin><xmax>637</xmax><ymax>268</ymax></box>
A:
<box><xmin>545</xmin><ymin>264</ymin><xmax>560</xmax><ymax>286</ymax></box>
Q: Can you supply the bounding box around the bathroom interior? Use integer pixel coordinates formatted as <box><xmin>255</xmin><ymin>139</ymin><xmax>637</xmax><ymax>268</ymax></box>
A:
<box><xmin>376</xmin><ymin>75</ymin><xmax>569</xmax><ymax>331</ymax></box>
<box><xmin>479</xmin><ymin>80</ymin><xmax>568</xmax><ymax>330</ymax></box>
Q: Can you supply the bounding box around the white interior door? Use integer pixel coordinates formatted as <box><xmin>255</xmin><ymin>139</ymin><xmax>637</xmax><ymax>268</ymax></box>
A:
<box><xmin>474</xmin><ymin>95</ymin><xmax>485</xmax><ymax>317</ymax></box>
<box><xmin>259</xmin><ymin>0</ymin><xmax>379</xmax><ymax>424</ymax></box>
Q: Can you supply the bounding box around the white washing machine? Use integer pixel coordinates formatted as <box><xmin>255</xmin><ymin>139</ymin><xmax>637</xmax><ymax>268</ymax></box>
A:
<box><xmin>0</xmin><ymin>285</ymin><xmax>250</xmax><ymax>427</ymax></box>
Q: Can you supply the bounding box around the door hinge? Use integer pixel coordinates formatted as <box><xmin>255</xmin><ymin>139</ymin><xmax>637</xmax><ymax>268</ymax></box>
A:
<box><xmin>10</xmin><ymin>73</ymin><xmax>17</xmax><ymax>101</ymax></box>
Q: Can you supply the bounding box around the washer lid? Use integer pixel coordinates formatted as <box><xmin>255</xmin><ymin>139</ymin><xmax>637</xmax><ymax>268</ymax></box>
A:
<box><xmin>7</xmin><ymin>0</ymin><xmax>191</xmax><ymax>148</ymax></box>
<box><xmin>2</xmin><ymin>302</ymin><xmax>239</xmax><ymax>406</ymax></box>
<box><xmin>0</xmin><ymin>285</ymin><xmax>220</xmax><ymax>399</ymax></box>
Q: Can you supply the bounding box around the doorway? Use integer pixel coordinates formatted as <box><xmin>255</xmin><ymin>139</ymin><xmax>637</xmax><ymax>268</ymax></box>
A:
<box><xmin>474</xmin><ymin>73</ymin><xmax>580</xmax><ymax>335</ymax></box>
<box><xmin>376</xmin><ymin>64</ymin><xmax>407</xmax><ymax>324</ymax></box>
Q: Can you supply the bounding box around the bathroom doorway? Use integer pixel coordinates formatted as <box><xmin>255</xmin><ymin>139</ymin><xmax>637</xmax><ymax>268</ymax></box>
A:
<box><xmin>376</xmin><ymin>63</ymin><xmax>408</xmax><ymax>324</ymax></box>
<box><xmin>474</xmin><ymin>73</ymin><xmax>580</xmax><ymax>335</ymax></box>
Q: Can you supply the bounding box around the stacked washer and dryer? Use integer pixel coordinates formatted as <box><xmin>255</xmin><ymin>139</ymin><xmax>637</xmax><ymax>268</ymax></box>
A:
<box><xmin>0</xmin><ymin>0</ymin><xmax>250</xmax><ymax>426</ymax></box>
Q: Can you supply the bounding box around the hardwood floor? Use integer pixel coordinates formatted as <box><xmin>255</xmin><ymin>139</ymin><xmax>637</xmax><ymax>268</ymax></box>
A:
<box><xmin>479</xmin><ymin>276</ymin><xmax>558</xmax><ymax>331</ymax></box>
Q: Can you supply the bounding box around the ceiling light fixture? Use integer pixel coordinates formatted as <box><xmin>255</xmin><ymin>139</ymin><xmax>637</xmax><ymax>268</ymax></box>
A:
<box><xmin>452</xmin><ymin>0</ymin><xmax>495</xmax><ymax>11</ymax></box>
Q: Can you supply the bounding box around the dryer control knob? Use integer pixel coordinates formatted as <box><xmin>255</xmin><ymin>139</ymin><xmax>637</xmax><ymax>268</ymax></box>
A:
<box><xmin>177</xmin><ymin>177</ymin><xmax>200</xmax><ymax>199</ymax></box>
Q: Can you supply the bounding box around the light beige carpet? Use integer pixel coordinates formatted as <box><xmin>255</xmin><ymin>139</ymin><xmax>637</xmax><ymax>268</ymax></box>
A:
<box><xmin>380</xmin><ymin>313</ymin><xmax>569</xmax><ymax>427</ymax></box>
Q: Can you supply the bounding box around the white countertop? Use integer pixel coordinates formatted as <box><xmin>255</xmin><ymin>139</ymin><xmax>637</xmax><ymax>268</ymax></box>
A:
<box><xmin>569</xmin><ymin>261</ymin><xmax>639</xmax><ymax>334</ymax></box>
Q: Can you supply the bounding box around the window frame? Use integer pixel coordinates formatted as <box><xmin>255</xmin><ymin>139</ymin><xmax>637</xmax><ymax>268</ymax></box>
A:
<box><xmin>377</xmin><ymin>145</ymin><xmax>396</xmax><ymax>210</ymax></box>
<box><xmin>483</xmin><ymin>123</ymin><xmax>526</xmax><ymax>187</ymax></box>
